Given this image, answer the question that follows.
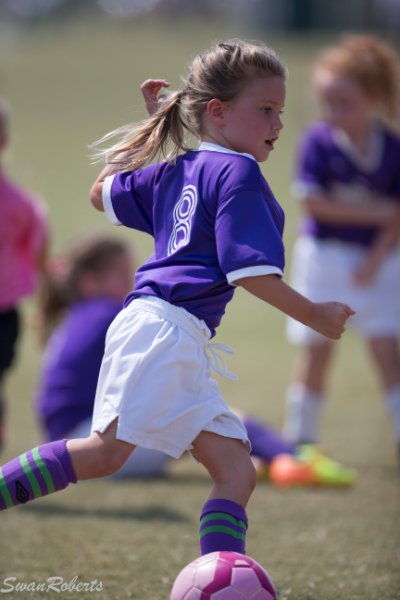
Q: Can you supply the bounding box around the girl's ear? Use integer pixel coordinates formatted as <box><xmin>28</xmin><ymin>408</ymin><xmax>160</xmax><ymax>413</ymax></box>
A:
<box><xmin>206</xmin><ymin>98</ymin><xmax>226</xmax><ymax>126</ymax></box>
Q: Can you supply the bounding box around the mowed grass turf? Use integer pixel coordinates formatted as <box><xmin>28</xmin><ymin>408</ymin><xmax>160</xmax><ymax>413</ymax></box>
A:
<box><xmin>1</xmin><ymin>13</ymin><xmax>399</xmax><ymax>599</ymax></box>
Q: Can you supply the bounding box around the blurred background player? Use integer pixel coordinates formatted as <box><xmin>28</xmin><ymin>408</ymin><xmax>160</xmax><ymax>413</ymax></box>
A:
<box><xmin>283</xmin><ymin>35</ymin><xmax>400</xmax><ymax>463</ymax></box>
<box><xmin>35</xmin><ymin>233</ymin><xmax>170</xmax><ymax>477</ymax></box>
<box><xmin>0</xmin><ymin>98</ymin><xmax>49</xmax><ymax>451</ymax></box>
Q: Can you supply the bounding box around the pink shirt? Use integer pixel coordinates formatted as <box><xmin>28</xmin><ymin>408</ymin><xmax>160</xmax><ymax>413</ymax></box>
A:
<box><xmin>0</xmin><ymin>173</ymin><xmax>48</xmax><ymax>310</ymax></box>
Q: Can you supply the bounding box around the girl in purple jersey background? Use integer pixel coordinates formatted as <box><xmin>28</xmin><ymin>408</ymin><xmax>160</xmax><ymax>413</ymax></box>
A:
<box><xmin>0</xmin><ymin>40</ymin><xmax>353</xmax><ymax>565</ymax></box>
<box><xmin>35</xmin><ymin>235</ymin><xmax>133</xmax><ymax>441</ymax></box>
<box><xmin>35</xmin><ymin>233</ymin><xmax>172</xmax><ymax>477</ymax></box>
<box><xmin>283</xmin><ymin>36</ymin><xmax>400</xmax><ymax>464</ymax></box>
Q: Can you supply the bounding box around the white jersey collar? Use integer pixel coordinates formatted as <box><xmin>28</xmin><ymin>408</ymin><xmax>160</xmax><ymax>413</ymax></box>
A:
<box><xmin>331</xmin><ymin>125</ymin><xmax>384</xmax><ymax>173</ymax></box>
<box><xmin>196</xmin><ymin>141</ymin><xmax>256</xmax><ymax>162</ymax></box>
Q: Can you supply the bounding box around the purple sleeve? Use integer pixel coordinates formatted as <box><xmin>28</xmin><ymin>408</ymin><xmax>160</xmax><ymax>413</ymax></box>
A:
<box><xmin>102</xmin><ymin>167</ymin><xmax>157</xmax><ymax>235</ymax></box>
<box><xmin>215</xmin><ymin>161</ymin><xmax>285</xmax><ymax>282</ymax></box>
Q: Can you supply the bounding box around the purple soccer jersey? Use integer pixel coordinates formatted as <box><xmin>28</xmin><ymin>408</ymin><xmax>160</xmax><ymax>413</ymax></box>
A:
<box><xmin>103</xmin><ymin>143</ymin><xmax>285</xmax><ymax>335</ymax></box>
<box><xmin>36</xmin><ymin>298</ymin><xmax>122</xmax><ymax>441</ymax></box>
<box><xmin>294</xmin><ymin>122</ymin><xmax>400</xmax><ymax>246</ymax></box>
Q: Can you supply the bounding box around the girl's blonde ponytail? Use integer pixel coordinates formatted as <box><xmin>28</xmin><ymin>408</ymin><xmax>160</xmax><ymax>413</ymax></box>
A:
<box><xmin>92</xmin><ymin>90</ymin><xmax>192</xmax><ymax>172</ymax></box>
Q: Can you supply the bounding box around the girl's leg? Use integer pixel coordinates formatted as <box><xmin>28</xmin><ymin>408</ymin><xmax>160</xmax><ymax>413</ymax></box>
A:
<box><xmin>67</xmin><ymin>418</ymin><xmax>168</xmax><ymax>479</ymax></box>
<box><xmin>191</xmin><ymin>431</ymin><xmax>256</xmax><ymax>555</ymax></box>
<box><xmin>67</xmin><ymin>419</ymin><xmax>135</xmax><ymax>479</ymax></box>
<box><xmin>0</xmin><ymin>419</ymin><xmax>134</xmax><ymax>510</ymax></box>
<box><xmin>284</xmin><ymin>341</ymin><xmax>334</xmax><ymax>444</ymax></box>
<box><xmin>0</xmin><ymin>308</ymin><xmax>20</xmax><ymax>450</ymax></box>
<box><xmin>367</xmin><ymin>336</ymin><xmax>400</xmax><ymax>447</ymax></box>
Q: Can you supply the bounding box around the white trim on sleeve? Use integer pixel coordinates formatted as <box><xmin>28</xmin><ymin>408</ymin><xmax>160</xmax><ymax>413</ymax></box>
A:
<box><xmin>227</xmin><ymin>265</ymin><xmax>283</xmax><ymax>286</ymax></box>
<box><xmin>102</xmin><ymin>175</ymin><xmax>122</xmax><ymax>226</ymax></box>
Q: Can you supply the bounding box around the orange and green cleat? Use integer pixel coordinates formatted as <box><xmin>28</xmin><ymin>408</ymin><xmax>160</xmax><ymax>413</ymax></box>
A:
<box><xmin>268</xmin><ymin>453</ymin><xmax>317</xmax><ymax>487</ymax></box>
<box><xmin>268</xmin><ymin>445</ymin><xmax>357</xmax><ymax>488</ymax></box>
<box><xmin>296</xmin><ymin>444</ymin><xmax>357</xmax><ymax>486</ymax></box>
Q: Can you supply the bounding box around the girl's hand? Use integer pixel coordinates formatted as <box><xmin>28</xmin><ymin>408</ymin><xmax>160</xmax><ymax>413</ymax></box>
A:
<box><xmin>353</xmin><ymin>205</ymin><xmax>400</xmax><ymax>286</ymax></box>
<box><xmin>308</xmin><ymin>302</ymin><xmax>355</xmax><ymax>340</ymax></box>
<box><xmin>372</xmin><ymin>201</ymin><xmax>400</xmax><ymax>226</ymax></box>
<box><xmin>140</xmin><ymin>79</ymin><xmax>170</xmax><ymax>115</ymax></box>
<box><xmin>236</xmin><ymin>274</ymin><xmax>355</xmax><ymax>341</ymax></box>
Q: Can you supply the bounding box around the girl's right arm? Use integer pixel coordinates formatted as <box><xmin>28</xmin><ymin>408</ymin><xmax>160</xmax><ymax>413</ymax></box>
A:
<box><xmin>301</xmin><ymin>192</ymin><xmax>397</xmax><ymax>226</ymax></box>
<box><xmin>236</xmin><ymin>274</ymin><xmax>355</xmax><ymax>340</ymax></box>
<box><xmin>353</xmin><ymin>205</ymin><xmax>400</xmax><ymax>284</ymax></box>
<box><xmin>90</xmin><ymin>165</ymin><xmax>116</xmax><ymax>212</ymax></box>
<box><xmin>140</xmin><ymin>79</ymin><xmax>170</xmax><ymax>115</ymax></box>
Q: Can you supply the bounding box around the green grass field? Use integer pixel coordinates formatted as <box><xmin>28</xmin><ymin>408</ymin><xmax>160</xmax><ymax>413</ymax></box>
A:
<box><xmin>1</xmin><ymin>13</ymin><xmax>399</xmax><ymax>599</ymax></box>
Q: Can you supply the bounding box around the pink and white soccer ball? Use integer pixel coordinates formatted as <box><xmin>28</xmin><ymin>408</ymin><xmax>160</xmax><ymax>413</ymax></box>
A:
<box><xmin>170</xmin><ymin>551</ymin><xmax>277</xmax><ymax>600</ymax></box>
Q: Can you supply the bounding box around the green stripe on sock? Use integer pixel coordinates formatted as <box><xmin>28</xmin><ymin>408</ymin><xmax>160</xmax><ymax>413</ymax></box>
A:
<box><xmin>20</xmin><ymin>453</ymin><xmax>41</xmax><ymax>499</ymax></box>
<box><xmin>199</xmin><ymin>525</ymin><xmax>246</xmax><ymax>541</ymax></box>
<box><xmin>32</xmin><ymin>447</ymin><xmax>55</xmax><ymax>494</ymax></box>
<box><xmin>0</xmin><ymin>467</ymin><xmax>13</xmax><ymax>508</ymax></box>
<box><xmin>200</xmin><ymin>512</ymin><xmax>247</xmax><ymax>530</ymax></box>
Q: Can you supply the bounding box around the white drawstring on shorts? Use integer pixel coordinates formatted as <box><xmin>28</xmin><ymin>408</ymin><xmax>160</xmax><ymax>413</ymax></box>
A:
<box><xmin>206</xmin><ymin>343</ymin><xmax>238</xmax><ymax>381</ymax></box>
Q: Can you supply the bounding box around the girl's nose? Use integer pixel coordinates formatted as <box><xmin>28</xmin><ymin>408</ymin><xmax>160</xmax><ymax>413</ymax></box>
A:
<box><xmin>274</xmin><ymin>114</ymin><xmax>283</xmax><ymax>131</ymax></box>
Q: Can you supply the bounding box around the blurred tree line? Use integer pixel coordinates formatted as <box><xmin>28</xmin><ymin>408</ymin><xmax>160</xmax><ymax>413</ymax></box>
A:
<box><xmin>0</xmin><ymin>0</ymin><xmax>400</xmax><ymax>37</ymax></box>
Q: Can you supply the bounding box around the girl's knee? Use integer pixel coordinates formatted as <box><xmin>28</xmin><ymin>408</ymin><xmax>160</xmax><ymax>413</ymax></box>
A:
<box><xmin>67</xmin><ymin>433</ymin><xmax>134</xmax><ymax>479</ymax></box>
<box><xmin>222</xmin><ymin>458</ymin><xmax>256</xmax><ymax>505</ymax></box>
<box><xmin>92</xmin><ymin>421</ymin><xmax>134</xmax><ymax>476</ymax></box>
<box><xmin>218</xmin><ymin>454</ymin><xmax>256</xmax><ymax>492</ymax></box>
<box><xmin>242</xmin><ymin>459</ymin><xmax>257</xmax><ymax>493</ymax></box>
<box><xmin>96</xmin><ymin>448</ymin><xmax>130</xmax><ymax>477</ymax></box>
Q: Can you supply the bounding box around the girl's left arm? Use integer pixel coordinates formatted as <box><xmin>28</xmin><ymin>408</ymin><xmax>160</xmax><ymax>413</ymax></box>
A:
<box><xmin>236</xmin><ymin>274</ymin><xmax>355</xmax><ymax>340</ymax></box>
<box><xmin>353</xmin><ymin>204</ymin><xmax>400</xmax><ymax>285</ymax></box>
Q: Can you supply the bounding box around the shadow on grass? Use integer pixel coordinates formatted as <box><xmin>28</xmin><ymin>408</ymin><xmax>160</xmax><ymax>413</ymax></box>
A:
<box><xmin>22</xmin><ymin>502</ymin><xmax>190</xmax><ymax>522</ymax></box>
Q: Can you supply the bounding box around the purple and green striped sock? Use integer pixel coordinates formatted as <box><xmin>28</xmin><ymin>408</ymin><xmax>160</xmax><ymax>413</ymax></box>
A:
<box><xmin>0</xmin><ymin>439</ymin><xmax>77</xmax><ymax>510</ymax></box>
<box><xmin>199</xmin><ymin>498</ymin><xmax>248</xmax><ymax>555</ymax></box>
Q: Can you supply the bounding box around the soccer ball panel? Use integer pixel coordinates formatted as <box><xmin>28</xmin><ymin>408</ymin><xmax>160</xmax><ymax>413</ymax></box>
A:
<box><xmin>193</xmin><ymin>558</ymin><xmax>221</xmax><ymax>589</ymax></box>
<box><xmin>182</xmin><ymin>589</ymin><xmax>202</xmax><ymax>600</ymax></box>
<box><xmin>170</xmin><ymin>552</ymin><xmax>277</xmax><ymax>600</ymax></box>
<box><xmin>211</xmin><ymin>588</ymin><xmax>246</xmax><ymax>599</ymax></box>
<box><xmin>231</xmin><ymin>567</ymin><xmax>260</xmax><ymax>593</ymax></box>
<box><xmin>170</xmin><ymin>564</ymin><xmax>197</xmax><ymax>600</ymax></box>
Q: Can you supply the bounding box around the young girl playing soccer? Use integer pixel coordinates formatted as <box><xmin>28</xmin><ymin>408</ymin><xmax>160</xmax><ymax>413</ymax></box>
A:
<box><xmin>0</xmin><ymin>40</ymin><xmax>353</xmax><ymax>558</ymax></box>
<box><xmin>139</xmin><ymin>77</ymin><xmax>356</xmax><ymax>487</ymax></box>
<box><xmin>283</xmin><ymin>35</ymin><xmax>400</xmax><ymax>460</ymax></box>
